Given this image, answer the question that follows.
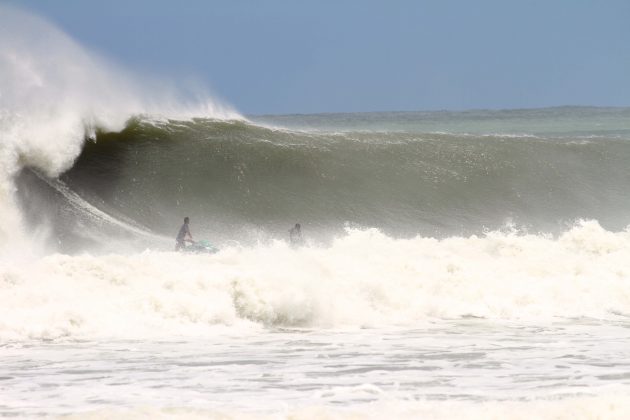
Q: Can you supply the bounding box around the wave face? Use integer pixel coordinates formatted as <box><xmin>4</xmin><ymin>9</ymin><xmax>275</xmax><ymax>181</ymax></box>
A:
<box><xmin>17</xmin><ymin>107</ymin><xmax>630</xmax><ymax>251</ymax></box>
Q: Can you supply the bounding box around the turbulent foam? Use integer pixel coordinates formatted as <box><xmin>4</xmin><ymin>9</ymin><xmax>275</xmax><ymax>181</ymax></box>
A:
<box><xmin>2</xmin><ymin>221</ymin><xmax>630</xmax><ymax>340</ymax></box>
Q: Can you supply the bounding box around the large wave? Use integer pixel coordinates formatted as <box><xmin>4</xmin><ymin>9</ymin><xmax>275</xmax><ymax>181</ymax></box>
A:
<box><xmin>3</xmin><ymin>7</ymin><xmax>630</xmax><ymax>254</ymax></box>
<box><xmin>17</xmin><ymin>114</ymin><xmax>630</xmax><ymax>252</ymax></box>
<box><xmin>0</xmin><ymin>5</ymin><xmax>240</xmax><ymax>254</ymax></box>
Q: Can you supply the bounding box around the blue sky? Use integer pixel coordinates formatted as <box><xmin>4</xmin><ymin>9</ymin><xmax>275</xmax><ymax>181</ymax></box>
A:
<box><xmin>7</xmin><ymin>0</ymin><xmax>630</xmax><ymax>114</ymax></box>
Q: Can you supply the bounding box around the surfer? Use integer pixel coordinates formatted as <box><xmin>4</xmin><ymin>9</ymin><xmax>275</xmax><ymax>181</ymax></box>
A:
<box><xmin>175</xmin><ymin>217</ymin><xmax>194</xmax><ymax>251</ymax></box>
<box><xmin>289</xmin><ymin>223</ymin><xmax>304</xmax><ymax>247</ymax></box>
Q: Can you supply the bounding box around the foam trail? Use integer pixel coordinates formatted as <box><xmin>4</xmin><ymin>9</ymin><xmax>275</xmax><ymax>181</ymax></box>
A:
<box><xmin>0</xmin><ymin>5</ymin><xmax>240</xmax><ymax>251</ymax></box>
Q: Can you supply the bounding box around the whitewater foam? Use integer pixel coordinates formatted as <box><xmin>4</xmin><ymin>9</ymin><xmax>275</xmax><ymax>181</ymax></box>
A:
<box><xmin>2</xmin><ymin>221</ymin><xmax>630</xmax><ymax>341</ymax></box>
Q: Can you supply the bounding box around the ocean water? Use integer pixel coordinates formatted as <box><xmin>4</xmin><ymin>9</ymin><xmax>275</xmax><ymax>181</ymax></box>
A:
<box><xmin>2</xmin><ymin>5</ymin><xmax>630</xmax><ymax>420</ymax></box>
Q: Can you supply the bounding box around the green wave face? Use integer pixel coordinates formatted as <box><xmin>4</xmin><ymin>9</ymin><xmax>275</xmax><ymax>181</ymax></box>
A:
<box><xmin>17</xmin><ymin>108</ymin><xmax>630</xmax><ymax>251</ymax></box>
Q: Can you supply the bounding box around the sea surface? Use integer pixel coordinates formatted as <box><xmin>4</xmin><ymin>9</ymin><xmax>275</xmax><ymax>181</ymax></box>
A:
<box><xmin>2</xmin><ymin>6</ymin><xmax>630</xmax><ymax>419</ymax></box>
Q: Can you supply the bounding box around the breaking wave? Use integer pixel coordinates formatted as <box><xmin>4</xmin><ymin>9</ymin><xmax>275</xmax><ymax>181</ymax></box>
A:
<box><xmin>13</xmin><ymin>114</ymin><xmax>630</xmax><ymax>253</ymax></box>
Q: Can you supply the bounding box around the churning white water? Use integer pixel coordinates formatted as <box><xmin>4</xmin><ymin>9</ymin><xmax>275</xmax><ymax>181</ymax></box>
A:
<box><xmin>2</xmin><ymin>222</ymin><xmax>630</xmax><ymax>341</ymax></box>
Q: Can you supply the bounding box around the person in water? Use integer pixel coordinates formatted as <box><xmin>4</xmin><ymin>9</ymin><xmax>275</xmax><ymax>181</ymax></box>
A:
<box><xmin>289</xmin><ymin>223</ymin><xmax>304</xmax><ymax>247</ymax></box>
<box><xmin>175</xmin><ymin>217</ymin><xmax>194</xmax><ymax>251</ymax></box>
